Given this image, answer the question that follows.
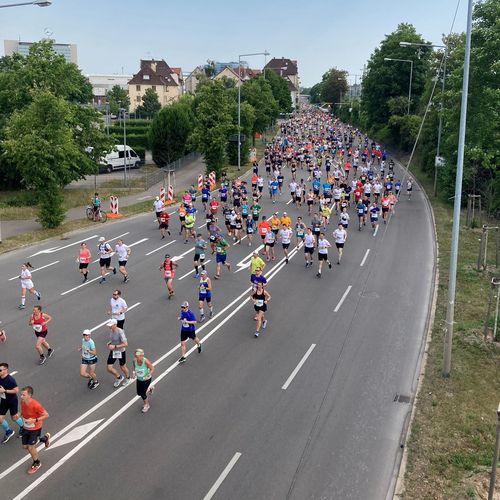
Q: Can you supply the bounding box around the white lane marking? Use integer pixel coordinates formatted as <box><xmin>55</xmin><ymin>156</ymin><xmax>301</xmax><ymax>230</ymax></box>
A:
<box><xmin>105</xmin><ymin>231</ymin><xmax>130</xmax><ymax>243</ymax></box>
<box><xmin>10</xmin><ymin>371</ymin><xmax>18</xmax><ymax>376</ymax></box>
<box><xmin>28</xmin><ymin>235</ymin><xmax>98</xmax><ymax>258</ymax></box>
<box><xmin>234</xmin><ymin>245</ymin><xmax>264</xmax><ymax>273</ymax></box>
<box><xmin>203</xmin><ymin>453</ymin><xmax>242</xmax><ymax>500</ymax></box>
<box><xmin>286</xmin><ymin>198</ymin><xmax>293</xmax><ymax>205</ymax></box>
<box><xmin>136</xmin><ymin>195</ymin><xmax>152</xmax><ymax>200</ymax></box>
<box><xmin>50</xmin><ymin>420</ymin><xmax>104</xmax><ymax>449</ymax></box>
<box><xmin>172</xmin><ymin>246</ymin><xmax>194</xmax><ymax>261</ymax></box>
<box><xmin>281</xmin><ymin>344</ymin><xmax>316</xmax><ymax>390</ymax></box>
<box><xmin>145</xmin><ymin>239</ymin><xmax>176</xmax><ymax>256</ymax></box>
<box><xmin>91</xmin><ymin>237</ymin><xmax>149</xmax><ymax>263</ymax></box>
<box><xmin>374</xmin><ymin>225</ymin><xmax>379</xmax><ymax>236</ymax></box>
<box><xmin>60</xmin><ymin>272</ymin><xmax>110</xmax><ymax>296</ymax></box>
<box><xmin>360</xmin><ymin>249</ymin><xmax>370</xmax><ymax>267</ymax></box>
<box><xmin>8</xmin><ymin>261</ymin><xmax>60</xmax><ymax>281</ymax></box>
<box><xmin>89</xmin><ymin>302</ymin><xmax>141</xmax><ymax>333</ymax></box>
<box><xmin>178</xmin><ymin>260</ymin><xmax>212</xmax><ymax>281</ymax></box>
<box><xmin>2</xmin><ymin>247</ymin><xmax>298</xmax><ymax>485</ymax></box>
<box><xmin>334</xmin><ymin>285</ymin><xmax>352</xmax><ymax>312</ymax></box>
<box><xmin>198</xmin><ymin>223</ymin><xmax>206</xmax><ymax>229</ymax></box>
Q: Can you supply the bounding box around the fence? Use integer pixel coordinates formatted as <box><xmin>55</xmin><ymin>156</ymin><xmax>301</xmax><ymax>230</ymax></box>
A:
<box><xmin>144</xmin><ymin>152</ymin><xmax>201</xmax><ymax>190</ymax></box>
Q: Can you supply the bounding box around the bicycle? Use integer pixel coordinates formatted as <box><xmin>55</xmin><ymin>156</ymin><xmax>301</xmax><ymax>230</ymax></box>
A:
<box><xmin>86</xmin><ymin>205</ymin><xmax>107</xmax><ymax>223</ymax></box>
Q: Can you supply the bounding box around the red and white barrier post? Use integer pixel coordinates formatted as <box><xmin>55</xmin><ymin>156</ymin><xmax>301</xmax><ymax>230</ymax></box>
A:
<box><xmin>198</xmin><ymin>174</ymin><xmax>203</xmax><ymax>191</ymax></box>
<box><xmin>167</xmin><ymin>185</ymin><xmax>174</xmax><ymax>201</ymax></box>
<box><xmin>160</xmin><ymin>186</ymin><xmax>165</xmax><ymax>204</ymax></box>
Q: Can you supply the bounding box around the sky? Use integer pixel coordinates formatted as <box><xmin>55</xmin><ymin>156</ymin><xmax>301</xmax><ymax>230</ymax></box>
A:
<box><xmin>0</xmin><ymin>0</ymin><xmax>468</xmax><ymax>87</ymax></box>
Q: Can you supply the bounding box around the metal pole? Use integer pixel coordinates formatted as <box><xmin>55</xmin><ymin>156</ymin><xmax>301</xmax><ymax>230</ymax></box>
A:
<box><xmin>123</xmin><ymin>109</ymin><xmax>127</xmax><ymax>186</ymax></box>
<box><xmin>488</xmin><ymin>402</ymin><xmax>500</xmax><ymax>500</ymax></box>
<box><xmin>442</xmin><ymin>0</ymin><xmax>473</xmax><ymax>378</ymax></box>
<box><xmin>494</xmin><ymin>282</ymin><xmax>500</xmax><ymax>341</ymax></box>
<box><xmin>483</xmin><ymin>279</ymin><xmax>495</xmax><ymax>340</ymax></box>
<box><xmin>237</xmin><ymin>55</ymin><xmax>241</xmax><ymax>171</ymax></box>
<box><xmin>478</xmin><ymin>225</ymin><xmax>487</xmax><ymax>271</ymax></box>
<box><xmin>407</xmin><ymin>60</ymin><xmax>413</xmax><ymax>115</ymax></box>
<box><xmin>434</xmin><ymin>48</ymin><xmax>448</xmax><ymax>197</ymax></box>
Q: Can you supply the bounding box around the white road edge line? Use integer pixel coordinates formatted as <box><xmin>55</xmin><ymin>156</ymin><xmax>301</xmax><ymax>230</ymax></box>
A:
<box><xmin>89</xmin><ymin>302</ymin><xmax>141</xmax><ymax>333</ymax></box>
<box><xmin>3</xmin><ymin>247</ymin><xmax>299</xmax><ymax>488</ymax></box>
<box><xmin>334</xmin><ymin>285</ymin><xmax>352</xmax><ymax>312</ymax></box>
<box><xmin>60</xmin><ymin>272</ymin><xmax>110</xmax><ymax>296</ymax></box>
<box><xmin>360</xmin><ymin>249</ymin><xmax>370</xmax><ymax>267</ymax></box>
<box><xmin>8</xmin><ymin>261</ymin><xmax>60</xmax><ymax>281</ymax></box>
<box><xmin>281</xmin><ymin>344</ymin><xmax>316</xmax><ymax>390</ymax></box>
<box><xmin>145</xmin><ymin>239</ymin><xmax>176</xmax><ymax>256</ymax></box>
<box><xmin>178</xmin><ymin>260</ymin><xmax>212</xmax><ymax>281</ymax></box>
<box><xmin>10</xmin><ymin>371</ymin><xmax>18</xmax><ymax>376</ymax></box>
<box><xmin>203</xmin><ymin>453</ymin><xmax>242</xmax><ymax>500</ymax></box>
<box><xmin>374</xmin><ymin>225</ymin><xmax>379</xmax><ymax>236</ymax></box>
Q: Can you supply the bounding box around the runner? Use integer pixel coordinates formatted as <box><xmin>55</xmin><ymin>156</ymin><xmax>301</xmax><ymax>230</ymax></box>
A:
<box><xmin>18</xmin><ymin>263</ymin><xmax>41</xmax><ymax>309</ymax></box>
<box><xmin>356</xmin><ymin>199</ymin><xmax>366</xmax><ymax>230</ymax></box>
<box><xmin>193</xmin><ymin>233</ymin><xmax>207</xmax><ymax>278</ymax></box>
<box><xmin>263</xmin><ymin>226</ymin><xmax>276</xmax><ymax>262</ymax></box>
<box><xmin>249</xmin><ymin>251</ymin><xmax>266</xmax><ymax>279</ymax></box>
<box><xmin>106</xmin><ymin>319</ymin><xmax>131</xmax><ymax>388</ymax></box>
<box><xmin>159</xmin><ymin>253</ymin><xmax>177</xmax><ymax>299</ymax></box>
<box><xmin>252</xmin><ymin>282</ymin><xmax>271</xmax><ymax>338</ymax></box>
<box><xmin>97</xmin><ymin>236</ymin><xmax>116</xmax><ymax>284</ymax></box>
<box><xmin>369</xmin><ymin>202</ymin><xmax>381</xmax><ymax>234</ymax></box>
<box><xmin>76</xmin><ymin>243</ymin><xmax>91</xmax><ymax>282</ymax></box>
<box><xmin>303</xmin><ymin>227</ymin><xmax>316</xmax><ymax>268</ymax></box>
<box><xmin>184</xmin><ymin>210</ymin><xmax>196</xmax><ymax>243</ymax></box>
<box><xmin>245</xmin><ymin>216</ymin><xmax>255</xmax><ymax>246</ymax></box>
<box><xmin>158</xmin><ymin>208</ymin><xmax>171</xmax><ymax>239</ymax></box>
<box><xmin>278</xmin><ymin>223</ymin><xmax>293</xmax><ymax>264</ymax></box>
<box><xmin>406</xmin><ymin>178</ymin><xmax>413</xmax><ymax>200</ymax></box>
<box><xmin>133</xmin><ymin>349</ymin><xmax>155</xmax><ymax>413</ymax></box>
<box><xmin>316</xmin><ymin>232</ymin><xmax>332</xmax><ymax>277</ymax></box>
<box><xmin>333</xmin><ymin>223</ymin><xmax>347</xmax><ymax>264</ymax></box>
<box><xmin>177</xmin><ymin>204</ymin><xmax>186</xmax><ymax>236</ymax></box>
<box><xmin>19</xmin><ymin>386</ymin><xmax>50</xmax><ymax>474</ymax></box>
<box><xmin>178</xmin><ymin>301</ymin><xmax>201</xmax><ymax>363</ymax></box>
<box><xmin>108</xmin><ymin>290</ymin><xmax>128</xmax><ymax>329</ymax></box>
<box><xmin>0</xmin><ymin>363</ymin><xmax>24</xmax><ymax>443</ymax></box>
<box><xmin>214</xmin><ymin>234</ymin><xmax>231</xmax><ymax>279</ymax></box>
<box><xmin>339</xmin><ymin>207</ymin><xmax>350</xmax><ymax>229</ymax></box>
<box><xmin>114</xmin><ymin>239</ymin><xmax>131</xmax><ymax>283</ymax></box>
<box><xmin>198</xmin><ymin>270</ymin><xmax>214</xmax><ymax>322</ymax></box>
<box><xmin>79</xmin><ymin>329</ymin><xmax>99</xmax><ymax>389</ymax></box>
<box><xmin>295</xmin><ymin>216</ymin><xmax>306</xmax><ymax>246</ymax></box>
<box><xmin>29</xmin><ymin>306</ymin><xmax>53</xmax><ymax>365</ymax></box>
<box><xmin>153</xmin><ymin>196</ymin><xmax>164</xmax><ymax>225</ymax></box>
<box><xmin>381</xmin><ymin>193</ymin><xmax>391</xmax><ymax>223</ymax></box>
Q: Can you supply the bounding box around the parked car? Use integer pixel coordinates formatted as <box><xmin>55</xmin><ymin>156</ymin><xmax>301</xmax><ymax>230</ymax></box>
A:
<box><xmin>98</xmin><ymin>145</ymin><xmax>141</xmax><ymax>173</ymax></box>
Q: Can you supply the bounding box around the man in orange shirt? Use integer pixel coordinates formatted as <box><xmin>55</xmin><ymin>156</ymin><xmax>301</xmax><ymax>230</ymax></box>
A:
<box><xmin>258</xmin><ymin>216</ymin><xmax>271</xmax><ymax>244</ymax></box>
<box><xmin>20</xmin><ymin>386</ymin><xmax>50</xmax><ymax>474</ymax></box>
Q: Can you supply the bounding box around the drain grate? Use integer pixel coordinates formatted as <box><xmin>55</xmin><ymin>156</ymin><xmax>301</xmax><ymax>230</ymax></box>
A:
<box><xmin>393</xmin><ymin>394</ymin><xmax>411</xmax><ymax>404</ymax></box>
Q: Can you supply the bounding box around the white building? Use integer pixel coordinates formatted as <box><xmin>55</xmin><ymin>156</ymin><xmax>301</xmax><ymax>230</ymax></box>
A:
<box><xmin>86</xmin><ymin>74</ymin><xmax>132</xmax><ymax>106</ymax></box>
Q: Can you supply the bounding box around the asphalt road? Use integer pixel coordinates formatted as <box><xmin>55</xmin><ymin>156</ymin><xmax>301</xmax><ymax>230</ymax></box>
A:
<box><xmin>0</xmin><ymin>159</ymin><xmax>435</xmax><ymax>499</ymax></box>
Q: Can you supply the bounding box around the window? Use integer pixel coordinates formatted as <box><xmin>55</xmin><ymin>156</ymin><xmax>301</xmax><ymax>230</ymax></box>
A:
<box><xmin>136</xmin><ymin>95</ymin><xmax>141</xmax><ymax>102</ymax></box>
<box><xmin>130</xmin><ymin>150</ymin><xmax>138</xmax><ymax>158</ymax></box>
<box><xmin>136</xmin><ymin>85</ymin><xmax>140</xmax><ymax>91</ymax></box>
<box><xmin>118</xmin><ymin>151</ymin><xmax>124</xmax><ymax>159</ymax></box>
<box><xmin>143</xmin><ymin>74</ymin><xmax>150</xmax><ymax>80</ymax></box>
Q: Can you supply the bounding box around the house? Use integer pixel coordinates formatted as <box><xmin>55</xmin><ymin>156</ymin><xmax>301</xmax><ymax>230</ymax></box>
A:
<box><xmin>213</xmin><ymin>65</ymin><xmax>262</xmax><ymax>87</ymax></box>
<box><xmin>127</xmin><ymin>59</ymin><xmax>181</xmax><ymax>112</ymax></box>
<box><xmin>185</xmin><ymin>66</ymin><xmax>206</xmax><ymax>94</ymax></box>
<box><xmin>86</xmin><ymin>74</ymin><xmax>132</xmax><ymax>107</ymax></box>
<box><xmin>263</xmin><ymin>57</ymin><xmax>300</xmax><ymax>109</ymax></box>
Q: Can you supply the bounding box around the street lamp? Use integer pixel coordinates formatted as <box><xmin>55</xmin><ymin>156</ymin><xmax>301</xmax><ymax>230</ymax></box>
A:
<box><xmin>384</xmin><ymin>57</ymin><xmax>413</xmax><ymax>115</ymax></box>
<box><xmin>0</xmin><ymin>0</ymin><xmax>51</xmax><ymax>7</ymax></box>
<box><xmin>400</xmin><ymin>40</ymin><xmax>447</xmax><ymax>197</ymax></box>
<box><xmin>237</xmin><ymin>50</ymin><xmax>270</xmax><ymax>171</ymax></box>
<box><xmin>119</xmin><ymin>106</ymin><xmax>127</xmax><ymax>186</ymax></box>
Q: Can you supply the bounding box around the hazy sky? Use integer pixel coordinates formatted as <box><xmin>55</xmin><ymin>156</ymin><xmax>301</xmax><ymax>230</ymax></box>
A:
<box><xmin>0</xmin><ymin>0</ymin><xmax>467</xmax><ymax>87</ymax></box>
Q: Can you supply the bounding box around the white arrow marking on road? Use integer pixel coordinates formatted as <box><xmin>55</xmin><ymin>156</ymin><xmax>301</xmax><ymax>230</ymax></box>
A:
<box><xmin>145</xmin><ymin>239</ymin><xmax>176</xmax><ymax>256</ymax></box>
<box><xmin>8</xmin><ymin>261</ymin><xmax>60</xmax><ymax>281</ymax></box>
<box><xmin>172</xmin><ymin>246</ymin><xmax>194</xmax><ymax>262</ymax></box>
<box><xmin>234</xmin><ymin>245</ymin><xmax>264</xmax><ymax>273</ymax></box>
<box><xmin>50</xmin><ymin>420</ymin><xmax>104</xmax><ymax>449</ymax></box>
<box><xmin>28</xmin><ymin>235</ymin><xmax>98</xmax><ymax>258</ymax></box>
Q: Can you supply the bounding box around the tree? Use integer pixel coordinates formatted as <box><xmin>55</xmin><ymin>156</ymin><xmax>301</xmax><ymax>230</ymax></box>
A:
<box><xmin>136</xmin><ymin>88</ymin><xmax>161</xmax><ymax>118</ymax></box>
<box><xmin>309</xmin><ymin>82</ymin><xmax>323</xmax><ymax>104</ymax></box>
<box><xmin>263</xmin><ymin>69</ymin><xmax>293</xmax><ymax>113</ymax></box>
<box><xmin>190</xmin><ymin>80</ymin><xmax>233</xmax><ymax>177</ymax></box>
<box><xmin>361</xmin><ymin>23</ymin><xmax>430</xmax><ymax>130</ymax></box>
<box><xmin>3</xmin><ymin>91</ymin><xmax>95</xmax><ymax>227</ymax></box>
<box><xmin>107</xmin><ymin>85</ymin><xmax>130</xmax><ymax>115</ymax></box>
<box><xmin>227</xmin><ymin>94</ymin><xmax>256</xmax><ymax>166</ymax></box>
<box><xmin>320</xmin><ymin>68</ymin><xmax>348</xmax><ymax>105</ymax></box>
<box><xmin>205</xmin><ymin>60</ymin><xmax>216</xmax><ymax>78</ymax></box>
<box><xmin>149</xmin><ymin>95</ymin><xmax>194</xmax><ymax>167</ymax></box>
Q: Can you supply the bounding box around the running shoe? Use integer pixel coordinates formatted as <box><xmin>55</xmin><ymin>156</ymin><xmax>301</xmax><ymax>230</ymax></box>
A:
<box><xmin>262</xmin><ymin>320</ymin><xmax>268</xmax><ymax>329</ymax></box>
<box><xmin>27</xmin><ymin>461</ymin><xmax>41</xmax><ymax>475</ymax></box>
<box><xmin>254</xmin><ymin>331</ymin><xmax>259</xmax><ymax>338</ymax></box>
<box><xmin>209</xmin><ymin>310</ymin><xmax>214</xmax><ymax>318</ymax></box>
<box><xmin>329</xmin><ymin>263</ymin><xmax>332</xmax><ymax>269</ymax></box>
<box><xmin>113</xmin><ymin>375</ymin><xmax>125</xmax><ymax>388</ymax></box>
<box><xmin>2</xmin><ymin>429</ymin><xmax>15</xmax><ymax>444</ymax></box>
<box><xmin>121</xmin><ymin>378</ymin><xmax>132</xmax><ymax>387</ymax></box>
<box><xmin>124</xmin><ymin>276</ymin><xmax>129</xmax><ymax>283</ymax></box>
<box><xmin>87</xmin><ymin>379</ymin><xmax>93</xmax><ymax>388</ymax></box>
<box><xmin>47</xmin><ymin>348</ymin><xmax>54</xmax><ymax>358</ymax></box>
<box><xmin>99</xmin><ymin>277</ymin><xmax>106</xmax><ymax>284</ymax></box>
<box><xmin>112</xmin><ymin>267</ymin><xmax>117</xmax><ymax>275</ymax></box>
<box><xmin>90</xmin><ymin>380</ymin><xmax>100</xmax><ymax>390</ymax></box>
<box><xmin>199</xmin><ymin>314</ymin><xmax>205</xmax><ymax>323</ymax></box>
<box><xmin>39</xmin><ymin>356</ymin><xmax>46</xmax><ymax>365</ymax></box>
<box><xmin>141</xmin><ymin>404</ymin><xmax>150</xmax><ymax>413</ymax></box>
<box><xmin>197</xmin><ymin>344</ymin><xmax>202</xmax><ymax>353</ymax></box>
<box><xmin>36</xmin><ymin>292</ymin><xmax>41</xmax><ymax>300</ymax></box>
<box><xmin>316</xmin><ymin>272</ymin><xmax>322</xmax><ymax>278</ymax></box>
<box><xmin>178</xmin><ymin>357</ymin><xmax>186</xmax><ymax>364</ymax></box>
<box><xmin>41</xmin><ymin>432</ymin><xmax>51</xmax><ymax>448</ymax></box>
<box><xmin>18</xmin><ymin>304</ymin><xmax>25</xmax><ymax>309</ymax></box>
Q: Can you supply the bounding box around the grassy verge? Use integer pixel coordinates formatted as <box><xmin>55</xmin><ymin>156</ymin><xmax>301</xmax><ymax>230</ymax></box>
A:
<box><xmin>402</xmin><ymin>161</ymin><xmax>500</xmax><ymax>499</ymax></box>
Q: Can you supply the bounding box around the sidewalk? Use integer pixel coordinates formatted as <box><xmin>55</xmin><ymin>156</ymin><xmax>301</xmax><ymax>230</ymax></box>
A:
<box><xmin>1</xmin><ymin>155</ymin><xmax>208</xmax><ymax>240</ymax></box>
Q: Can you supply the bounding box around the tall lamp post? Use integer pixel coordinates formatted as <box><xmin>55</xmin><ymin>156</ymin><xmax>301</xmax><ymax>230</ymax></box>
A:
<box><xmin>384</xmin><ymin>57</ymin><xmax>413</xmax><ymax>115</ymax></box>
<box><xmin>119</xmin><ymin>106</ymin><xmax>127</xmax><ymax>186</ymax></box>
<box><xmin>237</xmin><ymin>50</ymin><xmax>270</xmax><ymax>171</ymax></box>
<box><xmin>400</xmin><ymin>41</ymin><xmax>447</xmax><ymax>197</ymax></box>
<box><xmin>0</xmin><ymin>0</ymin><xmax>52</xmax><ymax>244</ymax></box>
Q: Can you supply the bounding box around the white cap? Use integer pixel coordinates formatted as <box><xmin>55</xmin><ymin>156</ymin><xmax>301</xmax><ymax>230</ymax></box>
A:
<box><xmin>155</xmin><ymin>196</ymin><xmax>159</xmax><ymax>201</ymax></box>
<box><xmin>181</xmin><ymin>301</ymin><xmax>189</xmax><ymax>308</ymax></box>
<box><xmin>107</xmin><ymin>319</ymin><xmax>117</xmax><ymax>327</ymax></box>
<box><xmin>98</xmin><ymin>236</ymin><xmax>105</xmax><ymax>242</ymax></box>
<box><xmin>82</xmin><ymin>329</ymin><xmax>91</xmax><ymax>336</ymax></box>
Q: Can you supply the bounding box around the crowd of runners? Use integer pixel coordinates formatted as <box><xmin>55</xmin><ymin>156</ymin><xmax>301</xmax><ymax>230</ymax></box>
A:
<box><xmin>1</xmin><ymin>109</ymin><xmax>414</xmax><ymax>474</ymax></box>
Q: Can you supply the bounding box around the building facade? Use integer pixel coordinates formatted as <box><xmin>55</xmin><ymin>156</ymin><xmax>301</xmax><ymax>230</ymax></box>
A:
<box><xmin>4</xmin><ymin>39</ymin><xmax>77</xmax><ymax>64</ymax></box>
<box><xmin>263</xmin><ymin>57</ymin><xmax>300</xmax><ymax>109</ymax></box>
<box><xmin>86</xmin><ymin>74</ymin><xmax>132</xmax><ymax>107</ymax></box>
<box><xmin>128</xmin><ymin>59</ymin><xmax>182</xmax><ymax>112</ymax></box>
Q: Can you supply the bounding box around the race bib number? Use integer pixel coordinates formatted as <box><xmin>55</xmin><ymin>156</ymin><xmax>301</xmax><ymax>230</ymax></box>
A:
<box><xmin>255</xmin><ymin>299</ymin><xmax>264</xmax><ymax>307</ymax></box>
<box><xmin>216</xmin><ymin>247</ymin><xmax>222</xmax><ymax>253</ymax></box>
<box><xmin>112</xmin><ymin>350</ymin><xmax>122</xmax><ymax>359</ymax></box>
<box><xmin>33</xmin><ymin>324</ymin><xmax>42</xmax><ymax>333</ymax></box>
<box><xmin>200</xmin><ymin>253</ymin><xmax>205</xmax><ymax>260</ymax></box>
<box><xmin>135</xmin><ymin>368</ymin><xmax>145</xmax><ymax>378</ymax></box>
<box><xmin>164</xmin><ymin>270</ymin><xmax>172</xmax><ymax>278</ymax></box>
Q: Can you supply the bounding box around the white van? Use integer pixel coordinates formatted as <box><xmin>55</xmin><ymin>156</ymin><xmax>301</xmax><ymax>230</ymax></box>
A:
<box><xmin>99</xmin><ymin>145</ymin><xmax>141</xmax><ymax>173</ymax></box>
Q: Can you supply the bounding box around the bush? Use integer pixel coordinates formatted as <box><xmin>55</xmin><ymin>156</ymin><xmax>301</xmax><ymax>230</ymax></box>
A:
<box><xmin>38</xmin><ymin>188</ymin><xmax>65</xmax><ymax>228</ymax></box>
<box><xmin>1</xmin><ymin>191</ymin><xmax>39</xmax><ymax>207</ymax></box>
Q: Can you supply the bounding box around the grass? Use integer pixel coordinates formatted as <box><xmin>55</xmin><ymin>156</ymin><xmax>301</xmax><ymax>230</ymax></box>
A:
<box><xmin>401</xmin><ymin>160</ymin><xmax>500</xmax><ymax>499</ymax></box>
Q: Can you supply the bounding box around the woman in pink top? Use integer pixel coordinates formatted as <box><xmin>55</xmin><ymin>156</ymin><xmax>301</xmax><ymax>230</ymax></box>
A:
<box><xmin>77</xmin><ymin>242</ymin><xmax>92</xmax><ymax>282</ymax></box>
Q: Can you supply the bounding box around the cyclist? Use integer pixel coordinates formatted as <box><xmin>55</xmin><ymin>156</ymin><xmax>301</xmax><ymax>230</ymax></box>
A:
<box><xmin>91</xmin><ymin>192</ymin><xmax>101</xmax><ymax>220</ymax></box>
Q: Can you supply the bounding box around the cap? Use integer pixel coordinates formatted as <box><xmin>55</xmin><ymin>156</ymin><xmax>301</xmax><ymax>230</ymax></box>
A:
<box><xmin>82</xmin><ymin>329</ymin><xmax>91</xmax><ymax>336</ymax></box>
<box><xmin>181</xmin><ymin>301</ymin><xmax>189</xmax><ymax>308</ymax></box>
<box><xmin>107</xmin><ymin>319</ymin><xmax>118</xmax><ymax>327</ymax></box>
<box><xmin>200</xmin><ymin>270</ymin><xmax>208</xmax><ymax>275</ymax></box>
<box><xmin>283</xmin><ymin>211</ymin><xmax>287</xmax><ymax>215</ymax></box>
<box><xmin>155</xmin><ymin>196</ymin><xmax>159</xmax><ymax>201</ymax></box>
<box><xmin>274</xmin><ymin>212</ymin><xmax>279</xmax><ymax>215</ymax></box>
<box><xmin>98</xmin><ymin>236</ymin><xmax>105</xmax><ymax>242</ymax></box>
<box><xmin>135</xmin><ymin>348</ymin><xmax>144</xmax><ymax>356</ymax></box>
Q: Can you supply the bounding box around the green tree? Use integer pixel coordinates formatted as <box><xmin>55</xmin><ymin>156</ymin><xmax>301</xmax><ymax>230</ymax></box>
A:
<box><xmin>190</xmin><ymin>80</ymin><xmax>233</xmax><ymax>177</ymax></box>
<box><xmin>309</xmin><ymin>82</ymin><xmax>323</xmax><ymax>104</ymax></box>
<box><xmin>361</xmin><ymin>23</ymin><xmax>430</xmax><ymax>130</ymax></box>
<box><xmin>227</xmin><ymin>94</ymin><xmax>256</xmax><ymax>166</ymax></box>
<box><xmin>263</xmin><ymin>69</ymin><xmax>293</xmax><ymax>113</ymax></box>
<box><xmin>320</xmin><ymin>68</ymin><xmax>348</xmax><ymax>106</ymax></box>
<box><xmin>149</xmin><ymin>95</ymin><xmax>194</xmax><ymax>166</ymax></box>
<box><xmin>3</xmin><ymin>91</ymin><xmax>94</xmax><ymax>227</ymax></box>
<box><xmin>136</xmin><ymin>88</ymin><xmax>161</xmax><ymax>118</ymax></box>
<box><xmin>107</xmin><ymin>85</ymin><xmax>130</xmax><ymax>115</ymax></box>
